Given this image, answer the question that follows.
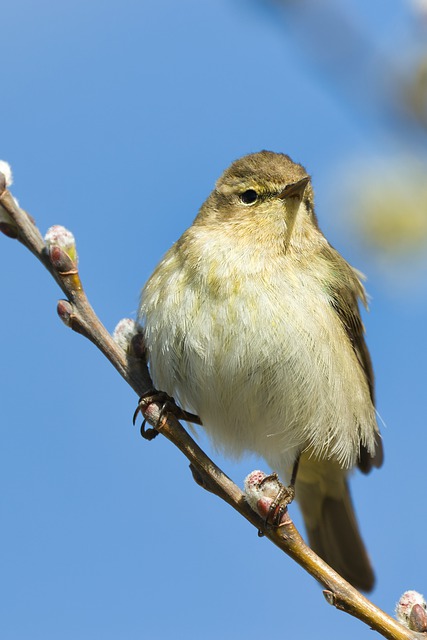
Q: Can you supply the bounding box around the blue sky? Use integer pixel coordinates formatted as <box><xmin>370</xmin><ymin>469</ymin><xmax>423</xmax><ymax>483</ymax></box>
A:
<box><xmin>1</xmin><ymin>2</ymin><xmax>426</xmax><ymax>639</ymax></box>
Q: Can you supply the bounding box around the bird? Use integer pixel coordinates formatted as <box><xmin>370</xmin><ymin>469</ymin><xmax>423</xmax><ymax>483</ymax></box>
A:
<box><xmin>138</xmin><ymin>150</ymin><xmax>383</xmax><ymax>591</ymax></box>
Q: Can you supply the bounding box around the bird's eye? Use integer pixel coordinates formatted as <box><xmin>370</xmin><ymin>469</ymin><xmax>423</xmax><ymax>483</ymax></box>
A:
<box><xmin>239</xmin><ymin>189</ymin><xmax>258</xmax><ymax>205</ymax></box>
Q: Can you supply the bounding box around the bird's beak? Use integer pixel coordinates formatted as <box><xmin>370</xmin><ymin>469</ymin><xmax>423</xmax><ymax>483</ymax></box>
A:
<box><xmin>277</xmin><ymin>176</ymin><xmax>310</xmax><ymax>248</ymax></box>
<box><xmin>277</xmin><ymin>176</ymin><xmax>310</xmax><ymax>200</ymax></box>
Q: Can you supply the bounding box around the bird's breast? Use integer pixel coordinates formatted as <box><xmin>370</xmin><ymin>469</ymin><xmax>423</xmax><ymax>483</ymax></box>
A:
<box><xmin>140</xmin><ymin>231</ymin><xmax>377</xmax><ymax>472</ymax></box>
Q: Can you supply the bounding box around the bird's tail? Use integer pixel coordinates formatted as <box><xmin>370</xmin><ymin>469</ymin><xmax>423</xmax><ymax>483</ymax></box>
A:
<box><xmin>295</xmin><ymin>457</ymin><xmax>375</xmax><ymax>592</ymax></box>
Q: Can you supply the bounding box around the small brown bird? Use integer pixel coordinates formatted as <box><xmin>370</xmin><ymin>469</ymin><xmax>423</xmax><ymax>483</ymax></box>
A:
<box><xmin>139</xmin><ymin>151</ymin><xmax>383</xmax><ymax>591</ymax></box>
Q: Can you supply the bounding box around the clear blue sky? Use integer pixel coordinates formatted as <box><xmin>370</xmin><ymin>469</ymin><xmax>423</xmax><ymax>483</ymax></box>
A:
<box><xmin>1</xmin><ymin>2</ymin><xmax>426</xmax><ymax>639</ymax></box>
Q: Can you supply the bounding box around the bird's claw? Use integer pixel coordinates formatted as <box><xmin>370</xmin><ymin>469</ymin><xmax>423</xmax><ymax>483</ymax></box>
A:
<box><xmin>133</xmin><ymin>389</ymin><xmax>202</xmax><ymax>440</ymax></box>
<box><xmin>133</xmin><ymin>389</ymin><xmax>176</xmax><ymax>440</ymax></box>
<box><xmin>261</xmin><ymin>472</ymin><xmax>295</xmax><ymax>526</ymax></box>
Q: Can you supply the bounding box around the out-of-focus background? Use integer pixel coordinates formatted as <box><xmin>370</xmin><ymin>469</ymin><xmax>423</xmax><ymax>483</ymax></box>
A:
<box><xmin>1</xmin><ymin>1</ymin><xmax>426</xmax><ymax>639</ymax></box>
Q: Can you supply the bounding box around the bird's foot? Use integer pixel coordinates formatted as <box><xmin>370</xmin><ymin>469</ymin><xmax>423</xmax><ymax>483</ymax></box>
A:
<box><xmin>260</xmin><ymin>472</ymin><xmax>295</xmax><ymax>526</ymax></box>
<box><xmin>133</xmin><ymin>389</ymin><xmax>201</xmax><ymax>440</ymax></box>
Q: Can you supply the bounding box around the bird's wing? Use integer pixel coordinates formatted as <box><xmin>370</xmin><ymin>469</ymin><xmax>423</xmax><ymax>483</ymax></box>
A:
<box><xmin>320</xmin><ymin>245</ymin><xmax>383</xmax><ymax>473</ymax></box>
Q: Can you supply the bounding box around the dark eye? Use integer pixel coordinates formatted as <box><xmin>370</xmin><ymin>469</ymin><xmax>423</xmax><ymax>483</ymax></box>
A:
<box><xmin>239</xmin><ymin>189</ymin><xmax>258</xmax><ymax>205</ymax></box>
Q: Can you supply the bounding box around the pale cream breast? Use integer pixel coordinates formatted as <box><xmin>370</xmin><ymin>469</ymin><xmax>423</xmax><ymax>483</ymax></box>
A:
<box><xmin>140</xmin><ymin>226</ymin><xmax>377</xmax><ymax>473</ymax></box>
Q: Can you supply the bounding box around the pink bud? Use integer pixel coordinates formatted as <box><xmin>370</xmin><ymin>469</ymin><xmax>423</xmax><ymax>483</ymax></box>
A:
<box><xmin>396</xmin><ymin>590</ymin><xmax>427</xmax><ymax>630</ymax></box>
<box><xmin>113</xmin><ymin>318</ymin><xmax>142</xmax><ymax>352</ymax></box>
<box><xmin>0</xmin><ymin>161</ymin><xmax>13</xmax><ymax>187</ymax></box>
<box><xmin>244</xmin><ymin>470</ymin><xmax>289</xmax><ymax>524</ymax></box>
<box><xmin>45</xmin><ymin>225</ymin><xmax>77</xmax><ymax>263</ymax></box>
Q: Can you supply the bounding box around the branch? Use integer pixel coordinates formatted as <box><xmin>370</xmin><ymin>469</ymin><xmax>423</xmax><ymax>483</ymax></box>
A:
<box><xmin>0</xmin><ymin>172</ymin><xmax>423</xmax><ymax>640</ymax></box>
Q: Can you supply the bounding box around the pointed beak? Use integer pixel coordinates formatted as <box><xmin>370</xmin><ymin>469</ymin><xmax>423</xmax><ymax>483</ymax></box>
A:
<box><xmin>277</xmin><ymin>176</ymin><xmax>310</xmax><ymax>200</ymax></box>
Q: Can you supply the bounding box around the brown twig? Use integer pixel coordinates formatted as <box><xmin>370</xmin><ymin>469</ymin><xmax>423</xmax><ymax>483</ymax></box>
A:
<box><xmin>0</xmin><ymin>179</ymin><xmax>422</xmax><ymax>640</ymax></box>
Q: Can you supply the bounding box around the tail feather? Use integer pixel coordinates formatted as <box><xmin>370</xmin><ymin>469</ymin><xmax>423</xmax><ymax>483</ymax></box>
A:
<box><xmin>296</xmin><ymin>460</ymin><xmax>375</xmax><ymax>592</ymax></box>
